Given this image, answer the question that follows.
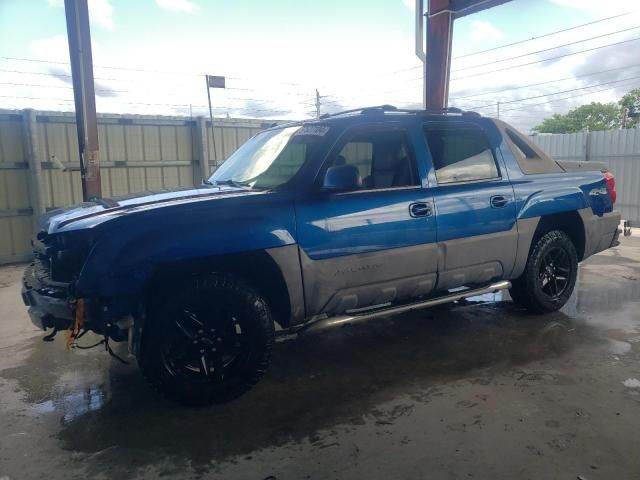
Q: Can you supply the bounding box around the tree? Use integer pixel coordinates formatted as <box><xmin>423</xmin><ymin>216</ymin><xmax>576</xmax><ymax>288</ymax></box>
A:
<box><xmin>619</xmin><ymin>88</ymin><xmax>640</xmax><ymax>128</ymax></box>
<box><xmin>532</xmin><ymin>102</ymin><xmax>621</xmax><ymax>134</ymax></box>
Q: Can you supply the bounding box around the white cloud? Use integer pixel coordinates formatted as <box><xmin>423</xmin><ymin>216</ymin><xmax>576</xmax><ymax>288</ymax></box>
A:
<box><xmin>468</xmin><ymin>21</ymin><xmax>504</xmax><ymax>41</ymax></box>
<box><xmin>47</xmin><ymin>0</ymin><xmax>114</xmax><ymax>29</ymax></box>
<box><xmin>547</xmin><ymin>0</ymin><xmax>639</xmax><ymax>14</ymax></box>
<box><xmin>155</xmin><ymin>0</ymin><xmax>198</xmax><ymax>13</ymax></box>
<box><xmin>401</xmin><ymin>0</ymin><xmax>415</xmax><ymax>13</ymax></box>
<box><xmin>89</xmin><ymin>0</ymin><xmax>114</xmax><ymax>29</ymax></box>
<box><xmin>9</xmin><ymin>0</ymin><xmax>634</xmax><ymax>131</ymax></box>
<box><xmin>29</xmin><ymin>35</ymin><xmax>69</xmax><ymax>62</ymax></box>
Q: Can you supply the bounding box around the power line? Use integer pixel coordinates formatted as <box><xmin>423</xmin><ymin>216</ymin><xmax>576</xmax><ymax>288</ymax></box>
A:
<box><xmin>0</xmin><ymin>55</ymin><xmax>321</xmax><ymax>90</ymax></box>
<box><xmin>454</xmin><ymin>25</ymin><xmax>640</xmax><ymax>73</ymax></box>
<box><xmin>0</xmin><ymin>80</ymin><xmax>132</xmax><ymax>95</ymax></box>
<box><xmin>0</xmin><ymin>68</ymin><xmax>317</xmax><ymax>102</ymax></box>
<box><xmin>466</xmin><ymin>74</ymin><xmax>640</xmax><ymax>110</ymax></box>
<box><xmin>0</xmin><ymin>80</ymin><xmax>301</xmax><ymax>106</ymax></box>
<box><xmin>6</xmin><ymin>28</ymin><xmax>634</xmax><ymax>104</ymax></box>
<box><xmin>451</xmin><ymin>63</ymin><xmax>640</xmax><ymax>100</ymax></box>
<box><xmin>380</xmin><ymin>34</ymin><xmax>640</xmax><ymax>86</ymax></box>
<box><xmin>498</xmin><ymin>80</ymin><xmax>640</xmax><ymax>114</ymax></box>
<box><xmin>456</xmin><ymin>11</ymin><xmax>637</xmax><ymax>59</ymax></box>
<box><xmin>0</xmin><ymin>68</ymin><xmax>119</xmax><ymax>82</ymax></box>
<box><xmin>374</xmin><ymin>11</ymin><xmax>639</xmax><ymax>77</ymax></box>
<box><xmin>0</xmin><ymin>94</ymin><xmax>303</xmax><ymax>115</ymax></box>
<box><xmin>452</xmin><ymin>36</ymin><xmax>640</xmax><ymax>81</ymax></box>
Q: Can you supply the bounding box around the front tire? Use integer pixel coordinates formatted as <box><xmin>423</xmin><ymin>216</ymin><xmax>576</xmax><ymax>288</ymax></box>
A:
<box><xmin>139</xmin><ymin>273</ymin><xmax>275</xmax><ymax>406</ymax></box>
<box><xmin>510</xmin><ymin>230</ymin><xmax>578</xmax><ymax>313</ymax></box>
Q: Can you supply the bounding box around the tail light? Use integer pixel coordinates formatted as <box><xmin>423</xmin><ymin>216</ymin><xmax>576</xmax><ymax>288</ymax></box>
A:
<box><xmin>601</xmin><ymin>169</ymin><xmax>617</xmax><ymax>204</ymax></box>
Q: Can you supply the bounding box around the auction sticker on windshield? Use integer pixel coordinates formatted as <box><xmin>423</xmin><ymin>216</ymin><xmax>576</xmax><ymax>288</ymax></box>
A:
<box><xmin>295</xmin><ymin>125</ymin><xmax>330</xmax><ymax>136</ymax></box>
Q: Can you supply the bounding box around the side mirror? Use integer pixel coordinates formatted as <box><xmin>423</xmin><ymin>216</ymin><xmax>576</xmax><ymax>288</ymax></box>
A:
<box><xmin>323</xmin><ymin>164</ymin><xmax>361</xmax><ymax>191</ymax></box>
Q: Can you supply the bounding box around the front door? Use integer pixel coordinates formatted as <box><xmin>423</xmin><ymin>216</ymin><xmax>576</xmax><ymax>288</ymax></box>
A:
<box><xmin>295</xmin><ymin>124</ymin><xmax>438</xmax><ymax>316</ymax></box>
<box><xmin>423</xmin><ymin>120</ymin><xmax>517</xmax><ymax>289</ymax></box>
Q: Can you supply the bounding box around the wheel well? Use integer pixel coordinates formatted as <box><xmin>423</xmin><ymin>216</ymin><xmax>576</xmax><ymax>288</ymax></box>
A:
<box><xmin>535</xmin><ymin>211</ymin><xmax>586</xmax><ymax>260</ymax></box>
<box><xmin>146</xmin><ymin>250</ymin><xmax>292</xmax><ymax>328</ymax></box>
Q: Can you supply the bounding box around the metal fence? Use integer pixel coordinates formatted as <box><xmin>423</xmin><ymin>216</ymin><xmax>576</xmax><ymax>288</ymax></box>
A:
<box><xmin>529</xmin><ymin>129</ymin><xmax>640</xmax><ymax>225</ymax></box>
<box><xmin>1</xmin><ymin>110</ymin><xmax>638</xmax><ymax>265</ymax></box>
<box><xmin>0</xmin><ymin>109</ymin><xmax>274</xmax><ymax>264</ymax></box>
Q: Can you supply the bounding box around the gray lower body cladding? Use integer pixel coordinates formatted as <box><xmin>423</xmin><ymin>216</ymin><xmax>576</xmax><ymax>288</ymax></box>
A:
<box><xmin>579</xmin><ymin>209</ymin><xmax>621</xmax><ymax>258</ymax></box>
<box><xmin>297</xmin><ymin>224</ymin><xmax>519</xmax><ymax>318</ymax></box>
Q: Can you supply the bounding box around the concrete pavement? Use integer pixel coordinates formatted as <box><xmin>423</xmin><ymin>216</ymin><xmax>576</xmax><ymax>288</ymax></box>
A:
<box><xmin>1</xmin><ymin>237</ymin><xmax>639</xmax><ymax>479</ymax></box>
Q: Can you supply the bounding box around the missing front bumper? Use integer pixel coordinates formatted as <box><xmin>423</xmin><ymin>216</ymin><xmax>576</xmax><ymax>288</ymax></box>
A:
<box><xmin>22</xmin><ymin>286</ymin><xmax>73</xmax><ymax>330</ymax></box>
<box><xmin>22</xmin><ymin>263</ymin><xmax>73</xmax><ymax>331</ymax></box>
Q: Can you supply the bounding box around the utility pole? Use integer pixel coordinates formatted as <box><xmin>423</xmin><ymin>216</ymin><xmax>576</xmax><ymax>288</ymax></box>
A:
<box><xmin>497</xmin><ymin>100</ymin><xmax>501</xmax><ymax>120</ymax></box>
<box><xmin>622</xmin><ymin>107</ymin><xmax>629</xmax><ymax>129</ymax></box>
<box><xmin>64</xmin><ymin>0</ymin><xmax>101</xmax><ymax>200</ymax></box>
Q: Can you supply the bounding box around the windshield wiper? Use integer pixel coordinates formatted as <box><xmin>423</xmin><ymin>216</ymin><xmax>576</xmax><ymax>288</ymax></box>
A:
<box><xmin>213</xmin><ymin>179</ymin><xmax>253</xmax><ymax>188</ymax></box>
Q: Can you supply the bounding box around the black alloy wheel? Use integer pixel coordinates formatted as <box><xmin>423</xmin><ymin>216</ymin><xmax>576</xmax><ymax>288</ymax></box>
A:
<box><xmin>162</xmin><ymin>305</ymin><xmax>249</xmax><ymax>382</ymax></box>
<box><xmin>139</xmin><ymin>273</ymin><xmax>274</xmax><ymax>406</ymax></box>
<box><xmin>538</xmin><ymin>246</ymin><xmax>572</xmax><ymax>299</ymax></box>
<box><xmin>510</xmin><ymin>230</ymin><xmax>578</xmax><ymax>313</ymax></box>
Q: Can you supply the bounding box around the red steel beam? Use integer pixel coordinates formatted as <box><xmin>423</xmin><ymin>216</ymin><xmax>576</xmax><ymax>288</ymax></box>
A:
<box><xmin>425</xmin><ymin>0</ymin><xmax>454</xmax><ymax>109</ymax></box>
<box><xmin>425</xmin><ymin>0</ymin><xmax>513</xmax><ymax>109</ymax></box>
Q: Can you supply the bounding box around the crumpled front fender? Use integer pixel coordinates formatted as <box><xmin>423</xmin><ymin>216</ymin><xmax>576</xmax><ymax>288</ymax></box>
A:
<box><xmin>75</xmin><ymin>195</ymin><xmax>297</xmax><ymax>297</ymax></box>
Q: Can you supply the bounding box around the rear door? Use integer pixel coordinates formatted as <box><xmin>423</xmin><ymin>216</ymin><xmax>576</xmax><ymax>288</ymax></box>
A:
<box><xmin>295</xmin><ymin>123</ymin><xmax>438</xmax><ymax>316</ymax></box>
<box><xmin>423</xmin><ymin>121</ymin><xmax>517</xmax><ymax>289</ymax></box>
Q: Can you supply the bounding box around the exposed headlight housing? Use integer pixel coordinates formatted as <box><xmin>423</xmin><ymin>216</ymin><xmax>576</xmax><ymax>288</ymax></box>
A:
<box><xmin>48</xmin><ymin>231</ymin><xmax>96</xmax><ymax>282</ymax></box>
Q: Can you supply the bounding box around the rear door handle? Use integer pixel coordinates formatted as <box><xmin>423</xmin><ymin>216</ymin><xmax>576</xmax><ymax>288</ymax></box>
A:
<box><xmin>490</xmin><ymin>195</ymin><xmax>508</xmax><ymax>208</ymax></box>
<box><xmin>409</xmin><ymin>202</ymin><xmax>432</xmax><ymax>218</ymax></box>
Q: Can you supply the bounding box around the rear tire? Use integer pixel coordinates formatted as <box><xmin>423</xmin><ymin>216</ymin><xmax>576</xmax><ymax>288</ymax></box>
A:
<box><xmin>138</xmin><ymin>273</ymin><xmax>274</xmax><ymax>406</ymax></box>
<box><xmin>510</xmin><ymin>230</ymin><xmax>578</xmax><ymax>313</ymax></box>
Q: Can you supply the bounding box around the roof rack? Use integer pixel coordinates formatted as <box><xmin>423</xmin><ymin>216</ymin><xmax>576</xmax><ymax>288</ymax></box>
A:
<box><xmin>319</xmin><ymin>105</ymin><xmax>398</xmax><ymax>119</ymax></box>
<box><xmin>319</xmin><ymin>105</ymin><xmax>481</xmax><ymax>119</ymax></box>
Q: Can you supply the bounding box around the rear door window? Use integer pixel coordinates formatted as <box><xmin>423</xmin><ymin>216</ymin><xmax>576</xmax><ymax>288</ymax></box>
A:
<box><xmin>423</xmin><ymin>123</ymin><xmax>499</xmax><ymax>184</ymax></box>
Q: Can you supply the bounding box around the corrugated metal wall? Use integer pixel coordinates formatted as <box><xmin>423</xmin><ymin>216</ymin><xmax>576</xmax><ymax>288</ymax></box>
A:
<box><xmin>530</xmin><ymin>129</ymin><xmax>640</xmax><ymax>224</ymax></box>
<box><xmin>589</xmin><ymin>129</ymin><xmax>640</xmax><ymax>225</ymax></box>
<box><xmin>38</xmin><ymin>114</ymin><xmax>197</xmax><ymax>206</ymax></box>
<box><xmin>0</xmin><ymin>113</ymin><xmax>32</xmax><ymax>263</ymax></box>
<box><xmin>1</xmin><ymin>110</ymin><xmax>639</xmax><ymax>265</ymax></box>
<box><xmin>0</xmin><ymin>109</ymin><xmax>273</xmax><ymax>264</ymax></box>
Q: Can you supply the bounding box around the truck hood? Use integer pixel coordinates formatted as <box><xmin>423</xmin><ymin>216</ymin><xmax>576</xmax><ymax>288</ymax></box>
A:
<box><xmin>40</xmin><ymin>185</ymin><xmax>261</xmax><ymax>234</ymax></box>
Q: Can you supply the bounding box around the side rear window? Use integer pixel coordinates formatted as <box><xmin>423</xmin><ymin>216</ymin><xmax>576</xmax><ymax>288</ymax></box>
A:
<box><xmin>500</xmin><ymin>125</ymin><xmax>564</xmax><ymax>175</ymax></box>
<box><xmin>423</xmin><ymin>123</ymin><xmax>499</xmax><ymax>184</ymax></box>
<box><xmin>506</xmin><ymin>128</ymin><xmax>539</xmax><ymax>159</ymax></box>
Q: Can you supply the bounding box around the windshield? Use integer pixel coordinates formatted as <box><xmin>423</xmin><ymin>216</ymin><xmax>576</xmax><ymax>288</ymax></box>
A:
<box><xmin>208</xmin><ymin>125</ymin><xmax>328</xmax><ymax>189</ymax></box>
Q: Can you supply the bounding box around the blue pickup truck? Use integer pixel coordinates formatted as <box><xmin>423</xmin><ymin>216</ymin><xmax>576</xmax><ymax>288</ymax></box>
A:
<box><xmin>22</xmin><ymin>106</ymin><xmax>620</xmax><ymax>405</ymax></box>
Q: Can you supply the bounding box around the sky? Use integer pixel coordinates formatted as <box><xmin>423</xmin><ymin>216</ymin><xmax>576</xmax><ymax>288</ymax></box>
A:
<box><xmin>0</xmin><ymin>0</ymin><xmax>639</xmax><ymax>132</ymax></box>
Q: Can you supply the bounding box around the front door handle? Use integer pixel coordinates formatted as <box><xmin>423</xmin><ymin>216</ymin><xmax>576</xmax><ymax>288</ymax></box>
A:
<box><xmin>490</xmin><ymin>195</ymin><xmax>508</xmax><ymax>208</ymax></box>
<box><xmin>409</xmin><ymin>202</ymin><xmax>432</xmax><ymax>218</ymax></box>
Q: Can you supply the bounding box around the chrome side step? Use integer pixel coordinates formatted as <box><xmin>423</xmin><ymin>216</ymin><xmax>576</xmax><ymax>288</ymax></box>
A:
<box><xmin>302</xmin><ymin>280</ymin><xmax>511</xmax><ymax>334</ymax></box>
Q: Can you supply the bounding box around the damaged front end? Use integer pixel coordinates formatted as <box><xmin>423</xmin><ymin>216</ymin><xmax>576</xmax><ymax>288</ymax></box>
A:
<box><xmin>21</xmin><ymin>229</ymin><xmax>137</xmax><ymax>358</ymax></box>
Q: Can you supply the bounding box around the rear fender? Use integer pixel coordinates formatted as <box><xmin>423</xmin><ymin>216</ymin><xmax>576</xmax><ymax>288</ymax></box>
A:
<box><xmin>517</xmin><ymin>186</ymin><xmax>589</xmax><ymax>220</ymax></box>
